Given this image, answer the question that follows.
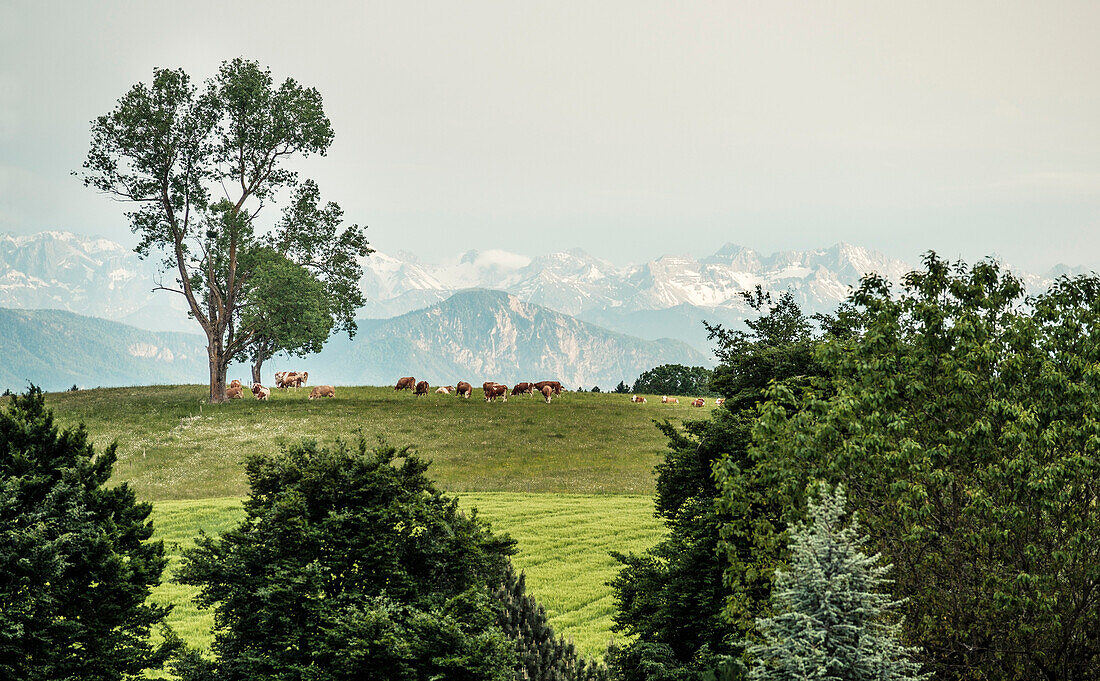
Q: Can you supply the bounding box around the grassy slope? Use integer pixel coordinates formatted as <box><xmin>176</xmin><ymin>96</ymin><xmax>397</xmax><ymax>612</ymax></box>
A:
<box><xmin>46</xmin><ymin>386</ymin><xmax>702</xmax><ymax>662</ymax></box>
<box><xmin>151</xmin><ymin>493</ymin><xmax>664</xmax><ymax>660</ymax></box>
<box><xmin>48</xmin><ymin>385</ymin><xmax>701</xmax><ymax>500</ymax></box>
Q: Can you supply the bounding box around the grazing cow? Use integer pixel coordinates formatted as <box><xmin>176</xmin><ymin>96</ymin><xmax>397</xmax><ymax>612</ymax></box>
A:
<box><xmin>541</xmin><ymin>385</ymin><xmax>554</xmax><ymax>403</ymax></box>
<box><xmin>394</xmin><ymin>376</ymin><xmax>416</xmax><ymax>391</ymax></box>
<box><xmin>511</xmin><ymin>382</ymin><xmax>533</xmax><ymax>396</ymax></box>
<box><xmin>309</xmin><ymin>385</ymin><xmax>336</xmax><ymax>400</ymax></box>
<box><xmin>251</xmin><ymin>383</ymin><xmax>271</xmax><ymax>401</ymax></box>
<box><xmin>484</xmin><ymin>383</ymin><xmax>508</xmax><ymax>402</ymax></box>
<box><xmin>691</xmin><ymin>398</ymin><xmax>705</xmax><ymax>407</ymax></box>
<box><xmin>456</xmin><ymin>381</ymin><xmax>472</xmax><ymax>398</ymax></box>
<box><xmin>715</xmin><ymin>398</ymin><xmax>725</xmax><ymax>406</ymax></box>
<box><xmin>226</xmin><ymin>385</ymin><xmax>244</xmax><ymax>399</ymax></box>
<box><xmin>436</xmin><ymin>386</ymin><xmax>454</xmax><ymax>394</ymax></box>
<box><xmin>230</xmin><ymin>379</ymin><xmax>242</xmax><ymax>389</ymax></box>
<box><xmin>415</xmin><ymin>380</ymin><xmax>430</xmax><ymax>397</ymax></box>
<box><xmin>533</xmin><ymin>380</ymin><xmax>563</xmax><ymax>396</ymax></box>
<box><xmin>661</xmin><ymin>396</ymin><xmax>680</xmax><ymax>404</ymax></box>
<box><xmin>630</xmin><ymin>395</ymin><xmax>647</xmax><ymax>404</ymax></box>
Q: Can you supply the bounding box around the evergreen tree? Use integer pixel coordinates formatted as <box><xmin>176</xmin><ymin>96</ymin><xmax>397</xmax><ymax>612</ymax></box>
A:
<box><xmin>0</xmin><ymin>387</ymin><xmax>170</xmax><ymax>680</ymax></box>
<box><xmin>748</xmin><ymin>485</ymin><xmax>925</xmax><ymax>681</ymax></box>
<box><xmin>492</xmin><ymin>564</ymin><xmax>609</xmax><ymax>681</ymax></box>
<box><xmin>614</xmin><ymin>381</ymin><xmax>631</xmax><ymax>394</ymax></box>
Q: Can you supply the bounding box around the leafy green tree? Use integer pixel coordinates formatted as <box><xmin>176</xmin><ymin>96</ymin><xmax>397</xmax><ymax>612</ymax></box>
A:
<box><xmin>748</xmin><ymin>485</ymin><xmax>925</xmax><ymax>681</ymax></box>
<box><xmin>609</xmin><ymin>290</ymin><xmax>826</xmax><ymax>681</ymax></box>
<box><xmin>0</xmin><ymin>387</ymin><xmax>169</xmax><ymax>680</ymax></box>
<box><xmin>591</xmin><ymin>386</ymin><xmax>601</xmax><ymax>393</ymax></box>
<box><xmin>80</xmin><ymin>59</ymin><xmax>371</xmax><ymax>402</ymax></box>
<box><xmin>631</xmin><ymin>364</ymin><xmax>714</xmax><ymax>397</ymax></box>
<box><xmin>614</xmin><ymin>381</ymin><xmax>631</xmax><ymax>394</ymax></box>
<box><xmin>176</xmin><ymin>436</ymin><xmax>517</xmax><ymax>680</ymax></box>
<box><xmin>746</xmin><ymin>254</ymin><xmax>1100</xmax><ymax>680</ymax></box>
<box><xmin>238</xmin><ymin>247</ymin><xmax>333</xmax><ymax>384</ymax></box>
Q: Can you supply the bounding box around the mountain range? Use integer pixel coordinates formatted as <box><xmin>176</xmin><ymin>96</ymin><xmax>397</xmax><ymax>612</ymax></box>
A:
<box><xmin>0</xmin><ymin>291</ymin><xmax>705</xmax><ymax>391</ymax></box>
<box><xmin>3</xmin><ymin>230</ymin><xmax>1091</xmax><ymax>391</ymax></box>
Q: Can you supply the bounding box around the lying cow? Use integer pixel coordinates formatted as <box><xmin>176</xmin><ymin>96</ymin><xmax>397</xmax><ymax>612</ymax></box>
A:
<box><xmin>484</xmin><ymin>383</ymin><xmax>508</xmax><ymax>402</ymax></box>
<box><xmin>251</xmin><ymin>383</ymin><xmax>271</xmax><ymax>401</ymax></box>
<box><xmin>230</xmin><ymin>379</ymin><xmax>242</xmax><ymax>389</ymax></box>
<box><xmin>541</xmin><ymin>385</ymin><xmax>554</xmax><ymax>403</ymax></box>
<box><xmin>394</xmin><ymin>376</ymin><xmax>415</xmax><ymax>391</ymax></box>
<box><xmin>309</xmin><ymin>385</ymin><xmax>336</xmax><ymax>400</ymax></box>
<box><xmin>456</xmin><ymin>381</ymin><xmax>472</xmax><ymax>398</ymax></box>
<box><xmin>630</xmin><ymin>395</ymin><xmax>647</xmax><ymax>404</ymax></box>
<box><xmin>415</xmin><ymin>380</ymin><xmax>430</xmax><ymax>397</ymax></box>
<box><xmin>715</xmin><ymin>398</ymin><xmax>725</xmax><ymax>406</ymax></box>
<box><xmin>436</xmin><ymin>386</ymin><xmax>454</xmax><ymax>394</ymax></box>
<box><xmin>226</xmin><ymin>385</ymin><xmax>244</xmax><ymax>399</ymax></box>
<box><xmin>691</xmin><ymin>398</ymin><xmax>705</xmax><ymax>407</ymax></box>
<box><xmin>511</xmin><ymin>382</ymin><xmax>533</xmax><ymax>396</ymax></box>
<box><xmin>661</xmin><ymin>396</ymin><xmax>679</xmax><ymax>404</ymax></box>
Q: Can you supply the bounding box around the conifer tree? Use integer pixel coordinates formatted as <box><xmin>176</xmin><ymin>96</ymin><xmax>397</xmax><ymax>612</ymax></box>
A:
<box><xmin>748</xmin><ymin>486</ymin><xmax>925</xmax><ymax>681</ymax></box>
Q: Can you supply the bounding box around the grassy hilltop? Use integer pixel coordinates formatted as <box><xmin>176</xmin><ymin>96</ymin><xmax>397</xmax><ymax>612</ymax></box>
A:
<box><xmin>46</xmin><ymin>385</ymin><xmax>706</xmax><ymax>659</ymax></box>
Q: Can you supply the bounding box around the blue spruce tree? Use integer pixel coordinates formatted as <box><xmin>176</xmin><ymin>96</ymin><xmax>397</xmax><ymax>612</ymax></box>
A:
<box><xmin>749</xmin><ymin>486</ymin><xmax>926</xmax><ymax>681</ymax></box>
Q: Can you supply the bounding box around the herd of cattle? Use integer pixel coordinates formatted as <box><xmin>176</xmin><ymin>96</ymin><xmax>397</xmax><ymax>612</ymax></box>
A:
<box><xmin>395</xmin><ymin>376</ymin><xmax>564</xmax><ymax>403</ymax></box>
<box><xmin>224</xmin><ymin>371</ymin><xmax>335</xmax><ymax>401</ymax></box>
<box><xmin>222</xmin><ymin>371</ymin><xmax>722</xmax><ymax>407</ymax></box>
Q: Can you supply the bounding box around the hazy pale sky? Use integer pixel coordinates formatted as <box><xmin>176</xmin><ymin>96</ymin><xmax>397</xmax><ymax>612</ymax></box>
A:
<box><xmin>1</xmin><ymin>1</ymin><xmax>1098</xmax><ymax>270</ymax></box>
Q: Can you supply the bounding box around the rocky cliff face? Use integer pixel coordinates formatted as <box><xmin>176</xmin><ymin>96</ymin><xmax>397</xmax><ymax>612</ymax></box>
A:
<box><xmin>320</xmin><ymin>289</ymin><xmax>710</xmax><ymax>388</ymax></box>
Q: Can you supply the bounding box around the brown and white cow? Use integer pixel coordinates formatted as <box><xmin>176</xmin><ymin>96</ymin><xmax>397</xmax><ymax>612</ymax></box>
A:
<box><xmin>715</xmin><ymin>398</ymin><xmax>725</xmax><ymax>406</ymax></box>
<box><xmin>484</xmin><ymin>383</ymin><xmax>508</xmax><ymax>402</ymax></box>
<box><xmin>511</xmin><ymin>382</ymin><xmax>533</xmax><ymax>396</ymax></box>
<box><xmin>456</xmin><ymin>381</ymin><xmax>473</xmax><ymax>398</ymax></box>
<box><xmin>661</xmin><ymin>396</ymin><xmax>680</xmax><ymax>404</ymax></box>
<box><xmin>394</xmin><ymin>376</ymin><xmax>415</xmax><ymax>391</ymax></box>
<box><xmin>309</xmin><ymin>385</ymin><xmax>336</xmax><ymax>400</ymax></box>
<box><xmin>541</xmin><ymin>385</ymin><xmax>554</xmax><ymax>403</ymax></box>
<box><xmin>226</xmin><ymin>385</ymin><xmax>244</xmax><ymax>399</ymax></box>
<box><xmin>533</xmin><ymin>380</ymin><xmax>563</xmax><ymax>396</ymax></box>
<box><xmin>415</xmin><ymin>380</ymin><xmax>430</xmax><ymax>397</ymax></box>
<box><xmin>630</xmin><ymin>395</ymin><xmax>647</xmax><ymax>404</ymax></box>
<box><xmin>230</xmin><ymin>379</ymin><xmax>242</xmax><ymax>389</ymax></box>
<box><xmin>251</xmin><ymin>383</ymin><xmax>271</xmax><ymax>401</ymax></box>
<box><xmin>691</xmin><ymin>398</ymin><xmax>705</xmax><ymax>407</ymax></box>
<box><xmin>436</xmin><ymin>386</ymin><xmax>454</xmax><ymax>395</ymax></box>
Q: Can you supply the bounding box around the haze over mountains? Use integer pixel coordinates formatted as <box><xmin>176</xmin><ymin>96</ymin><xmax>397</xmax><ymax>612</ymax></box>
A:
<box><xmin>1</xmin><ymin>230</ymin><xmax>1090</xmax><ymax>391</ymax></box>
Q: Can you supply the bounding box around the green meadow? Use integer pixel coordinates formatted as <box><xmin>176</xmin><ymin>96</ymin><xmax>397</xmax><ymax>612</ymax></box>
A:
<box><xmin>45</xmin><ymin>385</ymin><xmax>710</xmax><ymax>660</ymax></box>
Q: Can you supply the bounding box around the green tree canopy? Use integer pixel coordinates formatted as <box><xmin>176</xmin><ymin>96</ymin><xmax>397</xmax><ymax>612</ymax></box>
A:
<box><xmin>632</xmin><ymin>364</ymin><xmax>714</xmax><ymax>397</ymax></box>
<box><xmin>176</xmin><ymin>437</ymin><xmax>518</xmax><ymax>680</ymax></box>
<box><xmin>80</xmin><ymin>59</ymin><xmax>371</xmax><ymax>402</ymax></box>
<box><xmin>609</xmin><ymin>290</ymin><xmax>827</xmax><ymax>681</ymax></box>
<box><xmin>742</xmin><ymin>253</ymin><xmax>1100</xmax><ymax>680</ymax></box>
<box><xmin>0</xmin><ymin>388</ymin><xmax>169</xmax><ymax>680</ymax></box>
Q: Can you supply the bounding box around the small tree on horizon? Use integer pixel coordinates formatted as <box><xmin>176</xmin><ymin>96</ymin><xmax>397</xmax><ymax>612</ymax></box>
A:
<box><xmin>748</xmin><ymin>485</ymin><xmax>926</xmax><ymax>681</ymax></box>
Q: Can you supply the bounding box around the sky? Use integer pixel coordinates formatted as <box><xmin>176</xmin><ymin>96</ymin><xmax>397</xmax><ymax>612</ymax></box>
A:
<box><xmin>1</xmin><ymin>1</ymin><xmax>1098</xmax><ymax>272</ymax></box>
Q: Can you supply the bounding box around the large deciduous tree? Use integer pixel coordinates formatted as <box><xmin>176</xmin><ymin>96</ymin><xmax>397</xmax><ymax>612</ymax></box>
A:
<box><xmin>608</xmin><ymin>290</ymin><xmax>829</xmax><ymax>681</ymax></box>
<box><xmin>80</xmin><ymin>59</ymin><xmax>371</xmax><ymax>402</ymax></box>
<box><xmin>745</xmin><ymin>253</ymin><xmax>1100</xmax><ymax>680</ymax></box>
<box><xmin>0</xmin><ymin>387</ymin><xmax>169</xmax><ymax>680</ymax></box>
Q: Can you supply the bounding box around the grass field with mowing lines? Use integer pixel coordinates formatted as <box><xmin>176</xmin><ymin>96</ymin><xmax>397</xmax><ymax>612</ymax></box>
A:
<box><xmin>150</xmin><ymin>493</ymin><xmax>664</xmax><ymax>660</ymax></box>
<box><xmin>48</xmin><ymin>385</ymin><xmax>700</xmax><ymax>500</ymax></box>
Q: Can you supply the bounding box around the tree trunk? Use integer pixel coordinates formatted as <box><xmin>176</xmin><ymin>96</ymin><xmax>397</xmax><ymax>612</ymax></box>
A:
<box><xmin>251</xmin><ymin>359</ymin><xmax>263</xmax><ymax>386</ymax></box>
<box><xmin>208</xmin><ymin>337</ymin><xmax>228</xmax><ymax>403</ymax></box>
